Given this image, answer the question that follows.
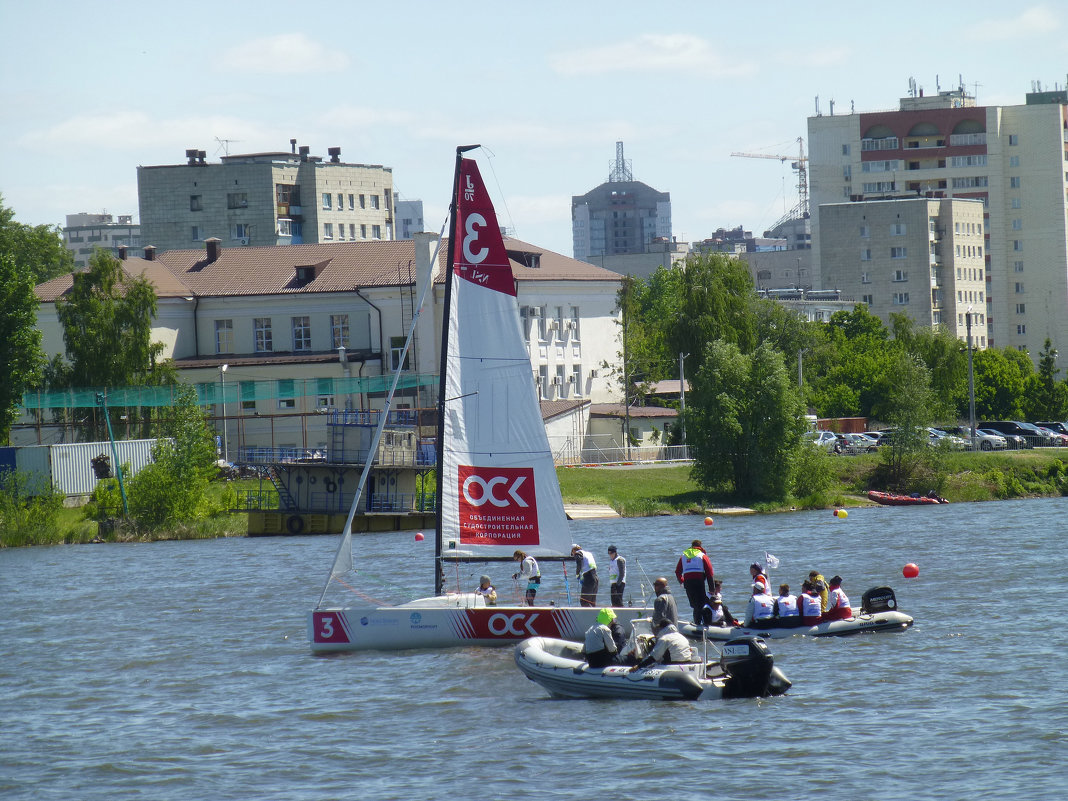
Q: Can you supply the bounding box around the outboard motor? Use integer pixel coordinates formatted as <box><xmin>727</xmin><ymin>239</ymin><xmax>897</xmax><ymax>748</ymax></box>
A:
<box><xmin>861</xmin><ymin>586</ymin><xmax>898</xmax><ymax>614</ymax></box>
<box><xmin>719</xmin><ymin>637</ymin><xmax>791</xmax><ymax>698</ymax></box>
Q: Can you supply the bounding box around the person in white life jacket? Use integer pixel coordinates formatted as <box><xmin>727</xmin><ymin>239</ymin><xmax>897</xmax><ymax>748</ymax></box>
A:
<box><xmin>631</xmin><ymin>620</ymin><xmax>693</xmax><ymax>669</ymax></box>
<box><xmin>772</xmin><ymin>583</ymin><xmax>803</xmax><ymax>628</ymax></box>
<box><xmin>675</xmin><ymin>540</ymin><xmax>715</xmax><ymax>625</ymax></box>
<box><xmin>699</xmin><ymin>593</ymin><xmax>730</xmax><ymax>627</ymax></box>
<box><xmin>606</xmin><ymin>545</ymin><xmax>626</xmax><ymax>606</ymax></box>
<box><xmin>821</xmin><ymin>575</ymin><xmax>853</xmax><ymax>622</ymax></box>
<box><xmin>744</xmin><ymin>582</ymin><xmax>776</xmax><ymax>627</ymax></box>
<box><xmin>475</xmin><ymin>575</ymin><xmax>497</xmax><ymax>606</ymax></box>
<box><xmin>511</xmin><ymin>549</ymin><xmax>541</xmax><ymax>606</ymax></box>
<box><xmin>571</xmin><ymin>544</ymin><xmax>598</xmax><ymax>607</ymax></box>
<box><xmin>799</xmin><ymin>581</ymin><xmax>823</xmax><ymax>625</ymax></box>
<box><xmin>583</xmin><ymin>608</ymin><xmax>622</xmax><ymax>668</ymax></box>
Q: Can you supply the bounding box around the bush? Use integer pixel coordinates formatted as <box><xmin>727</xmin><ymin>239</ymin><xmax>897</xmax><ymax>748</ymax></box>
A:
<box><xmin>0</xmin><ymin>470</ymin><xmax>65</xmax><ymax>547</ymax></box>
<box><xmin>791</xmin><ymin>443</ymin><xmax>835</xmax><ymax>499</ymax></box>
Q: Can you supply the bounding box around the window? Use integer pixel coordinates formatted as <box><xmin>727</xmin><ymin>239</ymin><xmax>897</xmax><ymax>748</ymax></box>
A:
<box><xmin>277</xmin><ymin>379</ymin><xmax>295</xmax><ymax>409</ymax></box>
<box><xmin>348</xmin><ymin>194</ymin><xmax>355</xmax><ymax>210</ymax></box>
<box><xmin>893</xmin><ymin>269</ymin><xmax>908</xmax><ymax>282</ymax></box>
<box><xmin>570</xmin><ymin>307</ymin><xmax>581</xmax><ymax>339</ymax></box>
<box><xmin>371</xmin><ymin>224</ymin><xmax>381</xmax><ymax>239</ymax></box>
<box><xmin>360</xmin><ymin>224</ymin><xmax>367</xmax><ymax>238</ymax></box>
<box><xmin>1010</xmin><ymin>176</ymin><xmax>1021</xmax><ymax>189</ymax></box>
<box><xmin>861</xmin><ymin>137</ymin><xmax>899</xmax><ymax>151</ymax></box>
<box><xmin>322</xmin><ymin>193</ymin><xmax>332</xmax><ymax>210</ymax></box>
<box><xmin>278</xmin><ymin>219</ymin><xmax>292</xmax><ymax>237</ymax></box>
<box><xmin>538</xmin><ymin>365</ymin><xmax>548</xmax><ymax>399</ymax></box>
<box><xmin>390</xmin><ymin>336</ymin><xmax>410</xmax><ymax>371</ymax></box>
<box><xmin>215</xmin><ymin>319</ymin><xmax>234</xmax><ymax>354</ymax></box>
<box><xmin>862</xmin><ymin>181</ymin><xmax>896</xmax><ymax>193</ymax></box>
<box><xmin>359</xmin><ymin>194</ymin><xmax>366</xmax><ymax>209</ymax></box>
<box><xmin>337</xmin><ymin>193</ymin><xmax>343</xmax><ymax>210</ymax></box>
<box><xmin>862</xmin><ymin>160</ymin><xmax>900</xmax><ymax>173</ymax></box>
<box><xmin>843</xmin><ymin>165</ymin><xmax>852</xmax><ymax>181</ymax></box>
<box><xmin>254</xmin><ymin>318</ymin><xmax>273</xmax><ymax>352</ymax></box>
<box><xmin>1009</xmin><ymin>156</ymin><xmax>1020</xmax><ymax>168</ymax></box>
<box><xmin>952</xmin><ymin>176</ymin><xmax>988</xmax><ymax>188</ymax></box>
<box><xmin>227</xmin><ymin>192</ymin><xmax>247</xmax><ymax>209</ymax></box>
<box><xmin>842</xmin><ymin>144</ymin><xmax>851</xmax><ymax>156</ymax></box>
<box><xmin>892</xmin><ymin>292</ymin><xmax>910</xmax><ymax>305</ymax></box>
<box><xmin>323</xmin><ymin>223</ymin><xmax>334</xmax><ymax>239</ymax></box>
<box><xmin>370</xmin><ymin>195</ymin><xmax>379</xmax><ymax>210</ymax></box>
<box><xmin>890</xmin><ymin>247</ymin><xmax>907</xmax><ymax>259</ymax></box>
<box><xmin>191</xmin><ymin>225</ymin><xmax>203</xmax><ymax>241</ymax></box>
<box><xmin>240</xmin><ymin>381</ymin><xmax>256</xmax><ymax>411</ymax></box>
<box><xmin>1017</xmin><ymin>324</ymin><xmax>1027</xmax><ymax>335</ymax></box>
<box><xmin>292</xmin><ymin>316</ymin><xmax>311</xmax><ymax>351</ymax></box>
<box><xmin>276</xmin><ymin>183</ymin><xmax>299</xmax><ymax>206</ymax></box>
<box><xmin>1013</xmin><ymin>261</ymin><xmax>1024</xmax><ymax>273</ymax></box>
<box><xmin>331</xmin><ymin>315</ymin><xmax>349</xmax><ymax>348</ymax></box>
<box><xmin>316</xmin><ymin>378</ymin><xmax>335</xmax><ymax>409</ymax></box>
<box><xmin>1008</xmin><ymin>134</ymin><xmax>1019</xmax><ymax>146</ymax></box>
<box><xmin>1013</xmin><ymin>240</ymin><xmax>1023</xmax><ymax>252</ymax></box>
<box><xmin>336</xmin><ymin>225</ymin><xmax>345</xmax><ymax>240</ymax></box>
<box><xmin>859</xmin><ymin>225</ymin><xmax>870</xmax><ymax>238</ymax></box>
<box><xmin>861</xmin><ymin>294</ymin><xmax>873</xmax><ymax>305</ymax></box>
<box><xmin>1015</xmin><ymin>282</ymin><xmax>1025</xmax><ymax>293</ymax></box>
<box><xmin>949</xmin><ymin>155</ymin><xmax>987</xmax><ymax>167</ymax></box>
<box><xmin>1011</xmin><ymin>198</ymin><xmax>1022</xmax><ymax>209</ymax></box>
<box><xmin>861</xmin><ymin>272</ymin><xmax>871</xmax><ymax>284</ymax></box>
<box><xmin>230</xmin><ymin>223</ymin><xmax>250</xmax><ymax>240</ymax></box>
<box><xmin>890</xmin><ymin>223</ymin><xmax>906</xmax><ymax>236</ymax></box>
<box><xmin>861</xmin><ymin>249</ymin><xmax>872</xmax><ymax>261</ymax></box>
<box><xmin>1012</xmin><ymin>219</ymin><xmax>1022</xmax><ymax>230</ymax></box>
<box><xmin>1016</xmin><ymin>304</ymin><xmax>1026</xmax><ymax>314</ymax></box>
<box><xmin>190</xmin><ymin>195</ymin><xmax>202</xmax><ymax>211</ymax></box>
<box><xmin>349</xmin><ymin>223</ymin><xmax>356</xmax><ymax>239</ymax></box>
<box><xmin>571</xmin><ymin>366</ymin><xmax>583</xmax><ymax>394</ymax></box>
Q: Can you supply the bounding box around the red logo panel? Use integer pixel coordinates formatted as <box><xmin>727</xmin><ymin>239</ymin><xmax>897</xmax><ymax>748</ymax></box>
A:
<box><xmin>464</xmin><ymin>609</ymin><xmax>564</xmax><ymax>639</ymax></box>
<box><xmin>457</xmin><ymin>465</ymin><xmax>539</xmax><ymax>545</ymax></box>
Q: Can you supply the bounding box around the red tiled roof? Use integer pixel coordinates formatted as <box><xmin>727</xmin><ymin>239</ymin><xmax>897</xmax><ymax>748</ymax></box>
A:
<box><xmin>540</xmin><ymin>398</ymin><xmax>590</xmax><ymax>421</ymax></box>
<box><xmin>34</xmin><ymin>261</ymin><xmax>194</xmax><ymax>302</ymax></box>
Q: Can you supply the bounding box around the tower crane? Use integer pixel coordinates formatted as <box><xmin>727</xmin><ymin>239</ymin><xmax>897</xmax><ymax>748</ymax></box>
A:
<box><xmin>731</xmin><ymin>137</ymin><xmax>808</xmax><ymax>218</ymax></box>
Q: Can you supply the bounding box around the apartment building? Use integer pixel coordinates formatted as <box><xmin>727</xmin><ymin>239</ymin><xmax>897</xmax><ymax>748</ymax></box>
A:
<box><xmin>819</xmin><ymin>197</ymin><xmax>988</xmax><ymax>344</ymax></box>
<box><xmin>63</xmin><ymin>212</ymin><xmax>141</xmax><ymax>269</ymax></box>
<box><xmin>808</xmin><ymin>85</ymin><xmax>1068</xmax><ymax>360</ymax></box>
<box><xmin>137</xmin><ymin>143</ymin><xmax>394</xmax><ymax>253</ymax></box>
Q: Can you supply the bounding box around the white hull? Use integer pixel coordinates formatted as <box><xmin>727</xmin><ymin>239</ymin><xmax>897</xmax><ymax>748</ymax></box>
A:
<box><xmin>309</xmin><ymin>596</ymin><xmax>649</xmax><ymax>653</ymax></box>
<box><xmin>679</xmin><ymin>610</ymin><xmax>914</xmax><ymax>641</ymax></box>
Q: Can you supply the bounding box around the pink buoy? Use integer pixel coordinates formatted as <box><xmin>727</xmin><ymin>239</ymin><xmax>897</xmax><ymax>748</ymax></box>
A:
<box><xmin>832</xmin><ymin>509</ymin><xmax>840</xmax><ymax>517</ymax></box>
<box><xmin>415</xmin><ymin>532</ymin><xmax>425</xmax><ymax>542</ymax></box>
<box><xmin>903</xmin><ymin>562</ymin><xmax>919</xmax><ymax>578</ymax></box>
<box><xmin>704</xmin><ymin>517</ymin><xmax>714</xmax><ymax>526</ymax></box>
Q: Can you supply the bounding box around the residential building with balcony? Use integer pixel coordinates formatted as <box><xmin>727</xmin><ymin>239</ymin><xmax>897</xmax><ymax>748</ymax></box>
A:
<box><xmin>137</xmin><ymin>143</ymin><xmax>394</xmax><ymax>253</ymax></box>
<box><xmin>808</xmin><ymin>84</ymin><xmax>1068</xmax><ymax>361</ymax></box>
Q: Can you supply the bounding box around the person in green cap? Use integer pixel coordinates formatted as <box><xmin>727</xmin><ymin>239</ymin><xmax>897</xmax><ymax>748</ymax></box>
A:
<box><xmin>582</xmin><ymin>608</ymin><xmax>624</xmax><ymax>668</ymax></box>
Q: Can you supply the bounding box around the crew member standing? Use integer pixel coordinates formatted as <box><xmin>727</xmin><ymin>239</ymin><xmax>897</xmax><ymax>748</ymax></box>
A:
<box><xmin>511</xmin><ymin>549</ymin><xmax>541</xmax><ymax>606</ymax></box>
<box><xmin>675</xmin><ymin>539</ymin><xmax>715</xmax><ymax>625</ymax></box>
<box><xmin>651</xmin><ymin>577</ymin><xmax>679</xmax><ymax>630</ymax></box>
<box><xmin>606</xmin><ymin>545</ymin><xmax>626</xmax><ymax>606</ymax></box>
<box><xmin>572</xmin><ymin>544</ymin><xmax>598</xmax><ymax>607</ymax></box>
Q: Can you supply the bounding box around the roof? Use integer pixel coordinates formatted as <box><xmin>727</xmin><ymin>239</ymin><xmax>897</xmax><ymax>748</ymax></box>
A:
<box><xmin>540</xmin><ymin>398</ymin><xmax>590</xmax><ymax>422</ymax></box>
<box><xmin>648</xmin><ymin>379</ymin><xmax>690</xmax><ymax>395</ymax></box>
<box><xmin>589</xmin><ymin>404</ymin><xmax>678</xmax><ymax>419</ymax></box>
<box><xmin>36</xmin><ymin>237</ymin><xmax>621</xmax><ymax>302</ymax></box>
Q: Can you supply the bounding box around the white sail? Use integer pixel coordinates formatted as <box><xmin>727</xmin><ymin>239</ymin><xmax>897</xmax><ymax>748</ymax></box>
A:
<box><xmin>439</xmin><ymin>158</ymin><xmax>572</xmax><ymax>560</ymax></box>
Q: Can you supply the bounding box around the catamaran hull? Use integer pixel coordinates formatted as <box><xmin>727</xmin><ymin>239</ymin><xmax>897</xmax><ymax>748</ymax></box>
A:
<box><xmin>679</xmin><ymin>610</ymin><xmax>914</xmax><ymax>641</ymax></box>
<box><xmin>308</xmin><ymin>603</ymin><xmax>649</xmax><ymax>653</ymax></box>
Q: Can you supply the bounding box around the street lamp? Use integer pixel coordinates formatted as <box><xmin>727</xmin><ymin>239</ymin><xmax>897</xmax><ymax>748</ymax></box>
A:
<box><xmin>678</xmin><ymin>352</ymin><xmax>690</xmax><ymax>448</ymax></box>
<box><xmin>798</xmin><ymin>348</ymin><xmax>808</xmax><ymax>389</ymax></box>
<box><xmin>219</xmin><ymin>364</ymin><xmax>229</xmax><ymax>463</ymax></box>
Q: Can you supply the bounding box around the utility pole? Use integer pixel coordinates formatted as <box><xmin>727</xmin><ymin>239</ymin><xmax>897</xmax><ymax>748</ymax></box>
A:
<box><xmin>679</xmin><ymin>352</ymin><xmax>689</xmax><ymax>447</ymax></box>
<box><xmin>966</xmin><ymin>310</ymin><xmax>976</xmax><ymax>450</ymax></box>
<box><xmin>219</xmin><ymin>364</ymin><xmax>230</xmax><ymax>462</ymax></box>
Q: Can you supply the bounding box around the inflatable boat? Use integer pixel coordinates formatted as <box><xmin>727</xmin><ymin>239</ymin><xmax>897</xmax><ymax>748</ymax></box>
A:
<box><xmin>514</xmin><ymin>628</ymin><xmax>791</xmax><ymax>701</ymax></box>
<box><xmin>678</xmin><ymin>586</ymin><xmax>914</xmax><ymax>641</ymax></box>
<box><xmin>868</xmin><ymin>490</ymin><xmax>947</xmax><ymax>506</ymax></box>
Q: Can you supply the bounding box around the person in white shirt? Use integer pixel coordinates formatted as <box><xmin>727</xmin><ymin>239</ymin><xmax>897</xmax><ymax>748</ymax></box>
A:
<box><xmin>606</xmin><ymin>545</ymin><xmax>626</xmax><ymax>606</ymax></box>
<box><xmin>571</xmin><ymin>544</ymin><xmax>598</xmax><ymax>607</ymax></box>
<box><xmin>822</xmin><ymin>575</ymin><xmax>853</xmax><ymax>622</ymax></box>
<box><xmin>744</xmin><ymin>583</ymin><xmax>775</xmax><ymax>626</ymax></box>
<box><xmin>632</xmin><ymin>620</ymin><xmax>693</xmax><ymax>669</ymax></box>
<box><xmin>772</xmin><ymin>583</ymin><xmax>802</xmax><ymax>628</ymax></box>
<box><xmin>475</xmin><ymin>575</ymin><xmax>497</xmax><ymax>606</ymax></box>
<box><xmin>511</xmin><ymin>549</ymin><xmax>541</xmax><ymax>606</ymax></box>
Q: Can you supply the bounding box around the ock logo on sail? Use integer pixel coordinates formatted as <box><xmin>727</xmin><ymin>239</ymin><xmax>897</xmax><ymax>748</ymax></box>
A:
<box><xmin>457</xmin><ymin>465</ymin><xmax>539</xmax><ymax>545</ymax></box>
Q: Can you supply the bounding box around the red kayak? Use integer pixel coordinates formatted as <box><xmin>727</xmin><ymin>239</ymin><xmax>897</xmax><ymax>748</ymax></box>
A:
<box><xmin>868</xmin><ymin>490</ymin><xmax>948</xmax><ymax>506</ymax></box>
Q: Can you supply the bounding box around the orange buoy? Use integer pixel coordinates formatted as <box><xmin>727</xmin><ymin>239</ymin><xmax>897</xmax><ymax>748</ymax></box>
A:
<box><xmin>704</xmin><ymin>517</ymin><xmax>714</xmax><ymax>526</ymax></box>
<box><xmin>415</xmin><ymin>532</ymin><xmax>425</xmax><ymax>542</ymax></box>
<box><xmin>903</xmin><ymin>562</ymin><xmax>919</xmax><ymax>578</ymax></box>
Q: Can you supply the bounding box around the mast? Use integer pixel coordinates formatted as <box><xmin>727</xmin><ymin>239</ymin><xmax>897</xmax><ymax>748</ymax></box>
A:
<box><xmin>435</xmin><ymin>145</ymin><xmax>480</xmax><ymax>596</ymax></box>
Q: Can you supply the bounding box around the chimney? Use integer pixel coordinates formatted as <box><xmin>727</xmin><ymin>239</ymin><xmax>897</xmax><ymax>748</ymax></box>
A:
<box><xmin>299</xmin><ymin>145</ymin><xmax>310</xmax><ymax>162</ymax></box>
<box><xmin>205</xmin><ymin>237</ymin><xmax>221</xmax><ymax>263</ymax></box>
<box><xmin>185</xmin><ymin>148</ymin><xmax>198</xmax><ymax>165</ymax></box>
<box><xmin>117</xmin><ymin>245</ymin><xmax>127</xmax><ymax>260</ymax></box>
<box><xmin>143</xmin><ymin>245</ymin><xmax>156</xmax><ymax>261</ymax></box>
<box><xmin>328</xmin><ymin>146</ymin><xmax>341</xmax><ymax>163</ymax></box>
<box><xmin>197</xmin><ymin>150</ymin><xmax>206</xmax><ymax>164</ymax></box>
<box><xmin>290</xmin><ymin>138</ymin><xmax>297</xmax><ymax>154</ymax></box>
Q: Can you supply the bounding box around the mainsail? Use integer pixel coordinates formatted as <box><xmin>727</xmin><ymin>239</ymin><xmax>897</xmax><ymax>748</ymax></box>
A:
<box><xmin>436</xmin><ymin>155</ymin><xmax>573</xmax><ymax>566</ymax></box>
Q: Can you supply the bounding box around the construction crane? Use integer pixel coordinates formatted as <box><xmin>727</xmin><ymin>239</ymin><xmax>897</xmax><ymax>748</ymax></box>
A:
<box><xmin>731</xmin><ymin>137</ymin><xmax>808</xmax><ymax>218</ymax></box>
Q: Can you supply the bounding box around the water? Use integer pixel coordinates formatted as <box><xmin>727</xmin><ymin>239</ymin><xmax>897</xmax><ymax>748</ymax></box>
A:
<box><xmin>2</xmin><ymin>498</ymin><xmax>1066</xmax><ymax>800</ymax></box>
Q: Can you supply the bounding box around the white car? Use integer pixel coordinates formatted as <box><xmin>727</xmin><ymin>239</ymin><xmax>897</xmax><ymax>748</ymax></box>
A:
<box><xmin>926</xmin><ymin>427</ymin><xmax>968</xmax><ymax>449</ymax></box>
<box><xmin>945</xmin><ymin>426</ymin><xmax>1007</xmax><ymax>451</ymax></box>
<box><xmin>804</xmin><ymin>430</ymin><xmax>839</xmax><ymax>452</ymax></box>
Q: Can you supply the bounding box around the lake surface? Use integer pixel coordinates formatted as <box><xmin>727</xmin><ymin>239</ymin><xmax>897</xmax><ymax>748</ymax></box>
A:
<box><xmin>2</xmin><ymin>498</ymin><xmax>1066</xmax><ymax>800</ymax></box>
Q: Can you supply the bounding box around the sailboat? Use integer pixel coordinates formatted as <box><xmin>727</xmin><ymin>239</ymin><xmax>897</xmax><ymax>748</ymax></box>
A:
<box><xmin>308</xmin><ymin>147</ymin><xmax>645</xmax><ymax>652</ymax></box>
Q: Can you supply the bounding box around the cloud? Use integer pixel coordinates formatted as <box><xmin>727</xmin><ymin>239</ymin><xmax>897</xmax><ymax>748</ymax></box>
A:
<box><xmin>964</xmin><ymin>5</ymin><xmax>1060</xmax><ymax>41</ymax></box>
<box><xmin>550</xmin><ymin>34</ymin><xmax>753</xmax><ymax>77</ymax></box>
<box><xmin>220</xmin><ymin>33</ymin><xmax>349</xmax><ymax>74</ymax></box>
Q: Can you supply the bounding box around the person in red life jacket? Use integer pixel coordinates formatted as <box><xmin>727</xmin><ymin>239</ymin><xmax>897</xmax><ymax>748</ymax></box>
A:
<box><xmin>675</xmin><ymin>539</ymin><xmax>715</xmax><ymax>625</ymax></box>
<box><xmin>749</xmin><ymin>563</ymin><xmax>770</xmax><ymax>595</ymax></box>
<box><xmin>799</xmin><ymin>581</ymin><xmax>823</xmax><ymax>625</ymax></box>
<box><xmin>773</xmin><ymin>583</ymin><xmax>803</xmax><ymax>628</ymax></box>
<box><xmin>571</xmin><ymin>544</ymin><xmax>598</xmax><ymax>607</ymax></box>
<box><xmin>821</xmin><ymin>575</ymin><xmax>853</xmax><ymax>621</ymax></box>
<box><xmin>744</xmin><ymin>582</ymin><xmax>776</xmax><ymax>627</ymax></box>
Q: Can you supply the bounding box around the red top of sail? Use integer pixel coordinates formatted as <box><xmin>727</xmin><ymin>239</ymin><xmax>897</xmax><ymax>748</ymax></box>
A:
<box><xmin>452</xmin><ymin>158</ymin><xmax>516</xmax><ymax>297</ymax></box>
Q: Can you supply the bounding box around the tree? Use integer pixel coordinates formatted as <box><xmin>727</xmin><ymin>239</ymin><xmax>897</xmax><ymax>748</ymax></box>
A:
<box><xmin>1023</xmin><ymin>339</ymin><xmax>1068</xmax><ymax>420</ymax></box>
<box><xmin>972</xmin><ymin>348</ymin><xmax>1028</xmax><ymax>420</ymax></box>
<box><xmin>667</xmin><ymin>253</ymin><xmax>758</xmax><ymax>366</ymax></box>
<box><xmin>0</xmin><ymin>254</ymin><xmax>44</xmax><ymax>443</ymax></box>
<box><xmin>126</xmin><ymin>385</ymin><xmax>218</xmax><ymax>526</ymax></box>
<box><xmin>0</xmin><ymin>195</ymin><xmax>74</xmax><ymax>284</ymax></box>
<box><xmin>686</xmin><ymin>339</ymin><xmax>806</xmax><ymax>501</ymax></box>
<box><xmin>879</xmin><ymin>352</ymin><xmax>935</xmax><ymax>487</ymax></box>
<box><xmin>51</xmin><ymin>250</ymin><xmax>172</xmax><ymax>439</ymax></box>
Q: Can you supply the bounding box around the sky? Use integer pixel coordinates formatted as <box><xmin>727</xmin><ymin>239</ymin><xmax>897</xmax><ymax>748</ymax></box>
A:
<box><xmin>1</xmin><ymin>1</ymin><xmax>1065</xmax><ymax>258</ymax></box>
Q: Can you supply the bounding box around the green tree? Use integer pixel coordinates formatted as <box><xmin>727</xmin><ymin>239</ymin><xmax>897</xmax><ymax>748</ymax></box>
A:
<box><xmin>51</xmin><ymin>250</ymin><xmax>172</xmax><ymax>439</ymax></box>
<box><xmin>0</xmin><ymin>195</ymin><xmax>74</xmax><ymax>284</ymax></box>
<box><xmin>126</xmin><ymin>385</ymin><xmax>218</xmax><ymax>526</ymax></box>
<box><xmin>0</xmin><ymin>254</ymin><xmax>44</xmax><ymax>443</ymax></box>
<box><xmin>686</xmin><ymin>339</ymin><xmax>806</xmax><ymax>500</ymax></box>
<box><xmin>1023</xmin><ymin>339</ymin><xmax>1068</xmax><ymax>420</ymax></box>
<box><xmin>667</xmin><ymin>253</ymin><xmax>758</xmax><ymax>365</ymax></box>
<box><xmin>972</xmin><ymin>348</ymin><xmax>1028</xmax><ymax>420</ymax></box>
<box><xmin>879</xmin><ymin>352</ymin><xmax>935</xmax><ymax>486</ymax></box>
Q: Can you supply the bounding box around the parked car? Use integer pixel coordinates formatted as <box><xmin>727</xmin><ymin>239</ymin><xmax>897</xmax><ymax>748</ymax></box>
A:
<box><xmin>1035</xmin><ymin>426</ymin><xmax>1068</xmax><ymax>446</ymax></box>
<box><xmin>944</xmin><ymin>426</ymin><xmax>1007</xmax><ymax>451</ymax></box>
<box><xmin>978</xmin><ymin>428</ymin><xmax>1028</xmax><ymax>450</ymax></box>
<box><xmin>979</xmin><ymin>421</ymin><xmax>1039</xmax><ymax>448</ymax></box>
<box><xmin>837</xmin><ymin>432</ymin><xmax>878</xmax><ymax>454</ymax></box>
<box><xmin>1036</xmin><ymin>421</ymin><xmax>1068</xmax><ymax>437</ymax></box>
<box><xmin>926</xmin><ymin>427</ymin><xmax>968</xmax><ymax>450</ymax></box>
<box><xmin>804</xmin><ymin>430</ymin><xmax>839</xmax><ymax>453</ymax></box>
<box><xmin>1016</xmin><ymin>422</ymin><xmax>1058</xmax><ymax>447</ymax></box>
<box><xmin>862</xmin><ymin>431</ymin><xmax>887</xmax><ymax>447</ymax></box>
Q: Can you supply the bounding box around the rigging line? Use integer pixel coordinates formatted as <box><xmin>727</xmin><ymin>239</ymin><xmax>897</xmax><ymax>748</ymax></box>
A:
<box><xmin>333</xmin><ymin>577</ymin><xmax>390</xmax><ymax>606</ymax></box>
<box><xmin>632</xmin><ymin>557</ymin><xmax>654</xmax><ymax>615</ymax></box>
<box><xmin>481</xmin><ymin>147</ymin><xmax>518</xmax><ymax>240</ymax></box>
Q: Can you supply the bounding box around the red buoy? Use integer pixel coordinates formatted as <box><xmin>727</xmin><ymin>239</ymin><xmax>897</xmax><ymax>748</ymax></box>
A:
<box><xmin>415</xmin><ymin>532</ymin><xmax>425</xmax><ymax>542</ymax></box>
<box><xmin>704</xmin><ymin>517</ymin><xmax>714</xmax><ymax>526</ymax></box>
<box><xmin>902</xmin><ymin>562</ymin><xmax>919</xmax><ymax>578</ymax></box>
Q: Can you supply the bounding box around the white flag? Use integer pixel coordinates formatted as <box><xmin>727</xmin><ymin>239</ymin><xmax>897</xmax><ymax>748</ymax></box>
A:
<box><xmin>764</xmin><ymin>551</ymin><xmax>780</xmax><ymax>570</ymax></box>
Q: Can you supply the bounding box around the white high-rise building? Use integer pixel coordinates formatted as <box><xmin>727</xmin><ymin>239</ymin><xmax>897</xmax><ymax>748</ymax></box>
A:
<box><xmin>808</xmin><ymin>85</ymin><xmax>1068</xmax><ymax>362</ymax></box>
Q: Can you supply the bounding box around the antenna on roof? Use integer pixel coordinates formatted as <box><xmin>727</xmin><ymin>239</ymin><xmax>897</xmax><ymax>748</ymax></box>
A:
<box><xmin>608</xmin><ymin>141</ymin><xmax>633</xmax><ymax>183</ymax></box>
<box><xmin>214</xmin><ymin>137</ymin><xmax>242</xmax><ymax>157</ymax></box>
